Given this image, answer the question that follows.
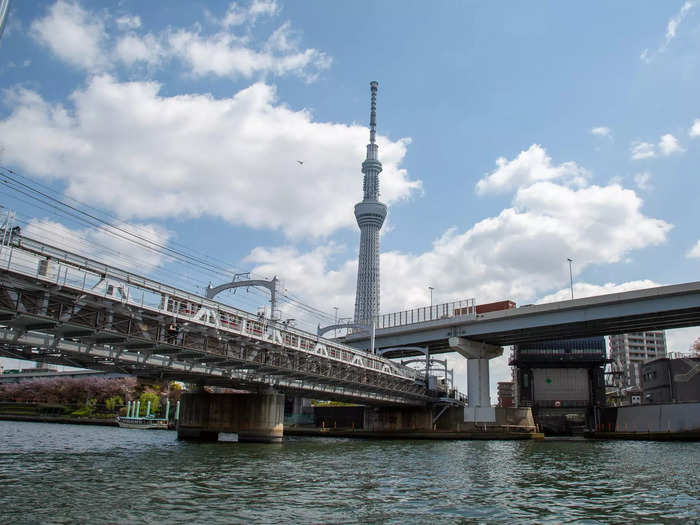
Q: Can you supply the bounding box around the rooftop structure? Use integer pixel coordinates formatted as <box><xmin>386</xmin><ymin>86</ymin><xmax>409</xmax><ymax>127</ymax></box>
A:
<box><xmin>641</xmin><ymin>355</ymin><xmax>700</xmax><ymax>404</ymax></box>
<box><xmin>353</xmin><ymin>81</ymin><xmax>387</xmax><ymax>324</ymax></box>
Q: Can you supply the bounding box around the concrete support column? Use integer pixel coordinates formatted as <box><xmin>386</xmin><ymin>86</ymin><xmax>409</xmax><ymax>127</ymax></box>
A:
<box><xmin>292</xmin><ymin>396</ymin><xmax>304</xmax><ymax>415</ymax></box>
<box><xmin>177</xmin><ymin>391</ymin><xmax>284</xmax><ymax>443</ymax></box>
<box><xmin>467</xmin><ymin>357</ymin><xmax>492</xmax><ymax>409</ymax></box>
<box><xmin>449</xmin><ymin>336</ymin><xmax>502</xmax><ymax>422</ymax></box>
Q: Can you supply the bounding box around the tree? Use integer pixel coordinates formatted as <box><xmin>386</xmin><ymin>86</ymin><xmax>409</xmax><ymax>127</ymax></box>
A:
<box><xmin>138</xmin><ymin>391</ymin><xmax>160</xmax><ymax>416</ymax></box>
<box><xmin>105</xmin><ymin>395</ymin><xmax>123</xmax><ymax>412</ymax></box>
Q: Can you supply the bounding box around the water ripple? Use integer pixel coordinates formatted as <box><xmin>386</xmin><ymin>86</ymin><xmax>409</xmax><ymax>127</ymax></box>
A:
<box><xmin>1</xmin><ymin>422</ymin><xmax>698</xmax><ymax>524</ymax></box>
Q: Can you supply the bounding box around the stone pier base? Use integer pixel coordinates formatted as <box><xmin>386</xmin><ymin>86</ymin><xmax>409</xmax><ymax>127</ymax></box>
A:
<box><xmin>177</xmin><ymin>392</ymin><xmax>284</xmax><ymax>443</ymax></box>
<box><xmin>363</xmin><ymin>406</ymin><xmax>433</xmax><ymax>431</ymax></box>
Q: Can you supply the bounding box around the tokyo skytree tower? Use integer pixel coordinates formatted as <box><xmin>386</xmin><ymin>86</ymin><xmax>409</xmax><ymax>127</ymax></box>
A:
<box><xmin>353</xmin><ymin>81</ymin><xmax>387</xmax><ymax>324</ymax></box>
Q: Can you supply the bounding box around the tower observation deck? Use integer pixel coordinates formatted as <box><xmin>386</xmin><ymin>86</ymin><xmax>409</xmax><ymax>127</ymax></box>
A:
<box><xmin>354</xmin><ymin>81</ymin><xmax>387</xmax><ymax>324</ymax></box>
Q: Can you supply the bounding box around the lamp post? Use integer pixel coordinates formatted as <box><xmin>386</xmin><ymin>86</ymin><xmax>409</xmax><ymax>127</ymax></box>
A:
<box><xmin>333</xmin><ymin>306</ymin><xmax>338</xmax><ymax>338</ymax></box>
<box><xmin>567</xmin><ymin>258</ymin><xmax>574</xmax><ymax>300</ymax></box>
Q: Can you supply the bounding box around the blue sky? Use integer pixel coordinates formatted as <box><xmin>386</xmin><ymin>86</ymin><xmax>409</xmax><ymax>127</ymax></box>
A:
<box><xmin>0</xmin><ymin>1</ymin><xmax>698</xmax><ymax>391</ymax></box>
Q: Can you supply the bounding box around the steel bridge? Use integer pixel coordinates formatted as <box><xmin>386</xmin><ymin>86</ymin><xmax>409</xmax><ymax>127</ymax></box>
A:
<box><xmin>0</xmin><ymin>236</ymin><xmax>429</xmax><ymax>406</ymax></box>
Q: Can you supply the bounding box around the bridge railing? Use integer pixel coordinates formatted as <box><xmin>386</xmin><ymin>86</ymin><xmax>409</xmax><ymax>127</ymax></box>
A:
<box><xmin>372</xmin><ymin>298</ymin><xmax>476</xmax><ymax>330</ymax></box>
<box><xmin>0</xmin><ymin>237</ymin><xmax>421</xmax><ymax>382</ymax></box>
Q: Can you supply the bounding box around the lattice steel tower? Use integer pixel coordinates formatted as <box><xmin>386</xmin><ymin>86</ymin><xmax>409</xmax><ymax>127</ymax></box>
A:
<box><xmin>353</xmin><ymin>81</ymin><xmax>387</xmax><ymax>323</ymax></box>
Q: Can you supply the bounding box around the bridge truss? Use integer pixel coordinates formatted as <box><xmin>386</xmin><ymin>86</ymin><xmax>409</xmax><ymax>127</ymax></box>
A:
<box><xmin>0</xmin><ymin>236</ymin><xmax>428</xmax><ymax>406</ymax></box>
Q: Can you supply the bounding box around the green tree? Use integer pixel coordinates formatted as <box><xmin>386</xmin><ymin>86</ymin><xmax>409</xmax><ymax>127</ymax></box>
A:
<box><xmin>138</xmin><ymin>392</ymin><xmax>160</xmax><ymax>416</ymax></box>
<box><xmin>105</xmin><ymin>395</ymin><xmax>123</xmax><ymax>413</ymax></box>
<box><xmin>71</xmin><ymin>397</ymin><xmax>97</xmax><ymax>417</ymax></box>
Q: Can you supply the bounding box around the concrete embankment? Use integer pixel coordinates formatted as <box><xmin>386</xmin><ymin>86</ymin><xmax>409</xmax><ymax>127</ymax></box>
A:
<box><xmin>592</xmin><ymin>402</ymin><xmax>700</xmax><ymax>440</ymax></box>
<box><xmin>285</xmin><ymin>426</ymin><xmax>544</xmax><ymax>440</ymax></box>
<box><xmin>584</xmin><ymin>430</ymin><xmax>700</xmax><ymax>441</ymax></box>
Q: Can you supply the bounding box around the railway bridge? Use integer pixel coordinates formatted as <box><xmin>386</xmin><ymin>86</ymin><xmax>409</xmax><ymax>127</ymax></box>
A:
<box><xmin>0</xmin><ymin>235</ymin><xmax>445</xmax><ymax>441</ymax></box>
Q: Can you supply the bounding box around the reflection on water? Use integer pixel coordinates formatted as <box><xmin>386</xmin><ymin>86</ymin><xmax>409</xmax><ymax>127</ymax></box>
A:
<box><xmin>1</xmin><ymin>421</ymin><xmax>698</xmax><ymax>524</ymax></box>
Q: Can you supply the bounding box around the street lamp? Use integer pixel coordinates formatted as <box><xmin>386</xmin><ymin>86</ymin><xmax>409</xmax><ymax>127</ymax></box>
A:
<box><xmin>333</xmin><ymin>306</ymin><xmax>338</xmax><ymax>338</ymax></box>
<box><xmin>567</xmin><ymin>258</ymin><xmax>574</xmax><ymax>300</ymax></box>
<box><xmin>428</xmin><ymin>286</ymin><xmax>434</xmax><ymax>307</ymax></box>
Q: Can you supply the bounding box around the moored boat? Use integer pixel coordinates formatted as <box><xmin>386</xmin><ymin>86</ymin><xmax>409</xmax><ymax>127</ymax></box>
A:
<box><xmin>116</xmin><ymin>415</ymin><xmax>168</xmax><ymax>430</ymax></box>
<box><xmin>117</xmin><ymin>399</ymin><xmax>175</xmax><ymax>430</ymax></box>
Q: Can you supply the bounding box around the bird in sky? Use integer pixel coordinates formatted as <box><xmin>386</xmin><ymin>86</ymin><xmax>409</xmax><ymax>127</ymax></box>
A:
<box><xmin>296</xmin><ymin>160</ymin><xmax>304</xmax><ymax>165</ymax></box>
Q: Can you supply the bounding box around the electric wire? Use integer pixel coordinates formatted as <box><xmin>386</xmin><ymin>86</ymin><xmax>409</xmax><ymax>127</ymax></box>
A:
<box><xmin>0</xmin><ymin>167</ymin><xmax>342</xmax><ymax>330</ymax></box>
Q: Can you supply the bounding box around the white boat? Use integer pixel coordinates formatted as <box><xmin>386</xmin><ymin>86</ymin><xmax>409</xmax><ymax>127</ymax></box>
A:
<box><xmin>116</xmin><ymin>416</ymin><xmax>168</xmax><ymax>430</ymax></box>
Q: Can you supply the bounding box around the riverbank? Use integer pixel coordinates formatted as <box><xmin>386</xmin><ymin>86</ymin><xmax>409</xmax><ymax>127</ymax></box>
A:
<box><xmin>0</xmin><ymin>414</ymin><xmax>542</xmax><ymax>439</ymax></box>
<box><xmin>0</xmin><ymin>414</ymin><xmax>118</xmax><ymax>426</ymax></box>
<box><xmin>6</xmin><ymin>415</ymin><xmax>698</xmax><ymax>441</ymax></box>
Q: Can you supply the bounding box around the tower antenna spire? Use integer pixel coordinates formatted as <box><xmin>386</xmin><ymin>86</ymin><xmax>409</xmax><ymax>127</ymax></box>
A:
<box><xmin>369</xmin><ymin>80</ymin><xmax>378</xmax><ymax>144</ymax></box>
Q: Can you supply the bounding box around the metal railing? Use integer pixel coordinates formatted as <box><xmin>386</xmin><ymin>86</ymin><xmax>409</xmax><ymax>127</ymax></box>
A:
<box><xmin>372</xmin><ymin>298</ymin><xmax>476</xmax><ymax>330</ymax></box>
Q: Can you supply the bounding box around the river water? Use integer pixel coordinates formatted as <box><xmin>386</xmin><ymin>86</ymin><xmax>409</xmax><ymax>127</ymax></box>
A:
<box><xmin>1</xmin><ymin>421</ymin><xmax>698</xmax><ymax>524</ymax></box>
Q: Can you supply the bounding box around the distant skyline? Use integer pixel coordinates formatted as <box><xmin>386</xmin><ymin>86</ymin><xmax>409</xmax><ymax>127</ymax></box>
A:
<box><xmin>0</xmin><ymin>1</ymin><xmax>699</xmax><ymax>394</ymax></box>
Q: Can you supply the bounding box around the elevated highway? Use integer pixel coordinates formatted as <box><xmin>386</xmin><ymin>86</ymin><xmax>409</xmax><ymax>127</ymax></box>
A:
<box><xmin>343</xmin><ymin>282</ymin><xmax>700</xmax><ymax>357</ymax></box>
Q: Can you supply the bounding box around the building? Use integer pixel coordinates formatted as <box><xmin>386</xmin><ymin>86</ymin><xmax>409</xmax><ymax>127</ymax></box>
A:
<box><xmin>609</xmin><ymin>331</ymin><xmax>667</xmax><ymax>389</ymax></box>
<box><xmin>353</xmin><ymin>81</ymin><xmax>387</xmax><ymax>324</ymax></box>
<box><xmin>641</xmin><ymin>355</ymin><xmax>700</xmax><ymax>404</ymax></box>
<box><xmin>497</xmin><ymin>381</ymin><xmax>514</xmax><ymax>408</ymax></box>
<box><xmin>510</xmin><ymin>336</ymin><xmax>607</xmax><ymax>433</ymax></box>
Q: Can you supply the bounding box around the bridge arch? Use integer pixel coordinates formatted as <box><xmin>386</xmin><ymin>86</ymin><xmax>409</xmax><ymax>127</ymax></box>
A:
<box><xmin>206</xmin><ymin>276</ymin><xmax>278</xmax><ymax>319</ymax></box>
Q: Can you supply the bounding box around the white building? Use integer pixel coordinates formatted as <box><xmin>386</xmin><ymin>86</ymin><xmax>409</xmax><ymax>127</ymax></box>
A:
<box><xmin>609</xmin><ymin>331</ymin><xmax>667</xmax><ymax>389</ymax></box>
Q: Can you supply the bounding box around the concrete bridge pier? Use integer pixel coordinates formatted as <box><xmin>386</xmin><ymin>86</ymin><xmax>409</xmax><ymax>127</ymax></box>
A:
<box><xmin>449</xmin><ymin>337</ymin><xmax>503</xmax><ymax>422</ymax></box>
<box><xmin>177</xmin><ymin>391</ymin><xmax>284</xmax><ymax>443</ymax></box>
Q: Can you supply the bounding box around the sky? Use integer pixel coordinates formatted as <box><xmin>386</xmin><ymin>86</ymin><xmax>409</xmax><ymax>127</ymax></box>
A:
<box><xmin>0</xmin><ymin>1</ymin><xmax>698</xmax><ymax>396</ymax></box>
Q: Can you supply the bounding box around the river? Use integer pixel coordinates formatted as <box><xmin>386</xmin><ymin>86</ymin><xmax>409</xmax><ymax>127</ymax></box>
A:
<box><xmin>1</xmin><ymin>421</ymin><xmax>698</xmax><ymax>524</ymax></box>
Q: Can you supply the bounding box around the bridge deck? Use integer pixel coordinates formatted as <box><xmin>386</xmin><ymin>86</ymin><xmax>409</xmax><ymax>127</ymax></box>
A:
<box><xmin>344</xmin><ymin>282</ymin><xmax>700</xmax><ymax>356</ymax></box>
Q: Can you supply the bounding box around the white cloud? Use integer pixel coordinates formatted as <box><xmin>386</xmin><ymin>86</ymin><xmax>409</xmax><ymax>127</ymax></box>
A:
<box><xmin>115</xmin><ymin>15</ymin><xmax>141</xmax><ymax>31</ymax></box>
<box><xmin>689</xmin><ymin>119</ymin><xmax>700</xmax><ymax>137</ymax></box>
<box><xmin>30</xmin><ymin>0</ymin><xmax>107</xmax><ymax>71</ymax></box>
<box><xmin>641</xmin><ymin>1</ymin><xmax>697</xmax><ymax>62</ymax></box>
<box><xmin>222</xmin><ymin>0</ymin><xmax>279</xmax><ymax>27</ymax></box>
<box><xmin>476</xmin><ymin>144</ymin><xmax>589</xmax><ymax>195</ymax></box>
<box><xmin>29</xmin><ymin>1</ymin><xmax>330</xmax><ymax>82</ymax></box>
<box><xmin>114</xmin><ymin>33</ymin><xmax>165</xmax><ymax>67</ymax></box>
<box><xmin>590</xmin><ymin>126</ymin><xmax>612</xmax><ymax>138</ymax></box>
<box><xmin>536</xmin><ymin>280</ymin><xmax>660</xmax><ymax>304</ymax></box>
<box><xmin>247</xmin><ymin>167</ymin><xmax>671</xmax><ymax>317</ymax></box>
<box><xmin>658</xmin><ymin>133</ymin><xmax>684</xmax><ymax>155</ymax></box>
<box><xmin>630</xmin><ymin>141</ymin><xmax>656</xmax><ymax>160</ymax></box>
<box><xmin>630</xmin><ymin>134</ymin><xmax>684</xmax><ymax>160</ymax></box>
<box><xmin>0</xmin><ymin>76</ymin><xmax>420</xmax><ymax>239</ymax></box>
<box><xmin>688</xmin><ymin>240</ymin><xmax>700</xmax><ymax>258</ymax></box>
<box><xmin>634</xmin><ymin>171</ymin><xmax>653</xmax><ymax>192</ymax></box>
<box><xmin>22</xmin><ymin>219</ymin><xmax>171</xmax><ymax>275</ymax></box>
<box><xmin>666</xmin><ymin>1</ymin><xmax>696</xmax><ymax>44</ymax></box>
<box><xmin>166</xmin><ymin>27</ymin><xmax>330</xmax><ymax>81</ymax></box>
